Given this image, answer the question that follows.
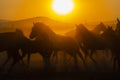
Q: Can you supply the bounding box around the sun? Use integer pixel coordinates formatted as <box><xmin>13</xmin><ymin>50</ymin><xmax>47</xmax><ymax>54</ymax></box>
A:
<box><xmin>52</xmin><ymin>0</ymin><xmax>74</xmax><ymax>15</ymax></box>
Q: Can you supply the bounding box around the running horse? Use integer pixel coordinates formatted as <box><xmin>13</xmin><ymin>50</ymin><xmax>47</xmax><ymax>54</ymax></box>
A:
<box><xmin>0</xmin><ymin>29</ymin><xmax>26</xmax><ymax>72</ymax></box>
<box><xmin>101</xmin><ymin>26</ymin><xmax>120</xmax><ymax>71</ymax></box>
<box><xmin>20</xmin><ymin>35</ymin><xmax>53</xmax><ymax>70</ymax></box>
<box><xmin>29</xmin><ymin>22</ymin><xmax>86</xmax><ymax>68</ymax></box>
<box><xmin>75</xmin><ymin>24</ymin><xmax>109</xmax><ymax>64</ymax></box>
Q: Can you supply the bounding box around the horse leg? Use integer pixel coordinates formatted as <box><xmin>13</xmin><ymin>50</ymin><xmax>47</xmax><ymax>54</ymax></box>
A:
<box><xmin>84</xmin><ymin>50</ymin><xmax>89</xmax><ymax>60</ymax></box>
<box><xmin>53</xmin><ymin>51</ymin><xmax>58</xmax><ymax>65</ymax></box>
<box><xmin>43</xmin><ymin>55</ymin><xmax>51</xmax><ymax>71</ymax></box>
<box><xmin>20</xmin><ymin>51</ymin><xmax>27</xmax><ymax>62</ymax></box>
<box><xmin>0</xmin><ymin>51</ymin><xmax>11</xmax><ymax>72</ymax></box>
<box><xmin>81</xmin><ymin>46</ymin><xmax>88</xmax><ymax>59</ymax></box>
<box><xmin>114</xmin><ymin>54</ymin><xmax>120</xmax><ymax>71</ymax></box>
<box><xmin>72</xmin><ymin>52</ymin><xmax>79</xmax><ymax>71</ymax></box>
<box><xmin>63</xmin><ymin>52</ymin><xmax>67</xmax><ymax>67</ymax></box>
<box><xmin>27</xmin><ymin>52</ymin><xmax>31</xmax><ymax>68</ymax></box>
<box><xmin>90</xmin><ymin>50</ymin><xmax>97</xmax><ymax>65</ymax></box>
<box><xmin>7</xmin><ymin>59</ymin><xmax>16</xmax><ymax>73</ymax></box>
<box><xmin>77</xmin><ymin>50</ymin><xmax>86</xmax><ymax>65</ymax></box>
<box><xmin>7</xmin><ymin>50</ymin><xmax>22</xmax><ymax>73</ymax></box>
<box><xmin>51</xmin><ymin>51</ymin><xmax>54</xmax><ymax>63</ymax></box>
<box><xmin>19</xmin><ymin>56</ymin><xmax>25</xmax><ymax>66</ymax></box>
<box><xmin>2</xmin><ymin>51</ymin><xmax>11</xmax><ymax>67</ymax></box>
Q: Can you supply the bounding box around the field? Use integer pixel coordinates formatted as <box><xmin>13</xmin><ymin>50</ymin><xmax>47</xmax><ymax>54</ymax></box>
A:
<box><xmin>0</xmin><ymin>51</ymin><xmax>120</xmax><ymax>80</ymax></box>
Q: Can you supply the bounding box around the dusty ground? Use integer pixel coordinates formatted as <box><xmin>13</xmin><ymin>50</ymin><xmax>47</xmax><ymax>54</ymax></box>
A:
<box><xmin>0</xmin><ymin>51</ymin><xmax>120</xmax><ymax>80</ymax></box>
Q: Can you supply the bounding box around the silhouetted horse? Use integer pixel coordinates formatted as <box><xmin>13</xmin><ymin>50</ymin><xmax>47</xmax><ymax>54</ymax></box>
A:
<box><xmin>29</xmin><ymin>22</ymin><xmax>85</xmax><ymax>68</ymax></box>
<box><xmin>0</xmin><ymin>29</ymin><xmax>26</xmax><ymax>72</ymax></box>
<box><xmin>1</xmin><ymin>29</ymin><xmax>53</xmax><ymax>70</ymax></box>
<box><xmin>20</xmin><ymin>37</ymin><xmax>53</xmax><ymax>70</ymax></box>
<box><xmin>75</xmin><ymin>24</ymin><xmax>108</xmax><ymax>64</ymax></box>
<box><xmin>101</xmin><ymin>26</ymin><xmax>120</xmax><ymax>71</ymax></box>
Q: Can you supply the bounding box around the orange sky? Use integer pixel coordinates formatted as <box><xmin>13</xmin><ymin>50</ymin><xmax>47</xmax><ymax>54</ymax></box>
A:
<box><xmin>0</xmin><ymin>0</ymin><xmax>120</xmax><ymax>23</ymax></box>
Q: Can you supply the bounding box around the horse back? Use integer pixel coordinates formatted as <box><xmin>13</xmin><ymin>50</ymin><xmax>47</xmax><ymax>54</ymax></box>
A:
<box><xmin>0</xmin><ymin>32</ymin><xmax>16</xmax><ymax>51</ymax></box>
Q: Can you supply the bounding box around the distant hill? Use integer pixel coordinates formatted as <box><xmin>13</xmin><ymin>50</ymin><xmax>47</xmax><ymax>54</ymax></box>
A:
<box><xmin>0</xmin><ymin>19</ymin><xmax>10</xmax><ymax>23</ymax></box>
<box><xmin>0</xmin><ymin>17</ymin><xmax>75</xmax><ymax>37</ymax></box>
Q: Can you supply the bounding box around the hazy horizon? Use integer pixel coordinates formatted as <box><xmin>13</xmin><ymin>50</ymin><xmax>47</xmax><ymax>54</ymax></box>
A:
<box><xmin>0</xmin><ymin>0</ymin><xmax>120</xmax><ymax>23</ymax></box>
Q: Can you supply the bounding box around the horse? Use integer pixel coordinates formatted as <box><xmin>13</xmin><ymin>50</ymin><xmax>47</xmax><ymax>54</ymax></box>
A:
<box><xmin>20</xmin><ymin>37</ymin><xmax>53</xmax><ymax>70</ymax></box>
<box><xmin>109</xmin><ymin>18</ymin><xmax>120</xmax><ymax>70</ymax></box>
<box><xmin>0</xmin><ymin>29</ymin><xmax>26</xmax><ymax>72</ymax></box>
<box><xmin>29</xmin><ymin>22</ymin><xmax>86</xmax><ymax>69</ymax></box>
<box><xmin>101</xmin><ymin>26</ymin><xmax>120</xmax><ymax>71</ymax></box>
<box><xmin>3</xmin><ymin>29</ymin><xmax>53</xmax><ymax>70</ymax></box>
<box><xmin>75</xmin><ymin>24</ymin><xmax>109</xmax><ymax>64</ymax></box>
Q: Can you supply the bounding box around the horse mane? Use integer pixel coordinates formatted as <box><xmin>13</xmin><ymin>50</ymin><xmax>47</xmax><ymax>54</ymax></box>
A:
<box><xmin>33</xmin><ymin>22</ymin><xmax>56</xmax><ymax>36</ymax></box>
<box><xmin>76</xmin><ymin>24</ymin><xmax>93</xmax><ymax>36</ymax></box>
<box><xmin>76</xmin><ymin>24</ymin><xmax>102</xmax><ymax>43</ymax></box>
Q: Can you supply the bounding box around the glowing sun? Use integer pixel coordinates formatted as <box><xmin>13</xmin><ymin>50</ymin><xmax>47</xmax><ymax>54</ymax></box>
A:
<box><xmin>52</xmin><ymin>0</ymin><xmax>74</xmax><ymax>15</ymax></box>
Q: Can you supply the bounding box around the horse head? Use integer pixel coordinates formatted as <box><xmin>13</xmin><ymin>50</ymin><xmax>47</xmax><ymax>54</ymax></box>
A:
<box><xmin>92</xmin><ymin>22</ymin><xmax>106</xmax><ymax>35</ymax></box>
<box><xmin>30</xmin><ymin>22</ymin><xmax>44</xmax><ymax>39</ymax></box>
<box><xmin>76</xmin><ymin>24</ymin><xmax>90</xmax><ymax>37</ymax></box>
<box><xmin>75</xmin><ymin>24</ymin><xmax>91</xmax><ymax>44</ymax></box>
<box><xmin>15</xmin><ymin>28</ymin><xmax>29</xmax><ymax>44</ymax></box>
<box><xmin>16</xmin><ymin>28</ymin><xmax>24</xmax><ymax>36</ymax></box>
<box><xmin>101</xmin><ymin>26</ymin><xmax>116</xmax><ymax>41</ymax></box>
<box><xmin>30</xmin><ymin>22</ymin><xmax>55</xmax><ymax>40</ymax></box>
<box><xmin>76</xmin><ymin>24</ymin><xmax>86</xmax><ymax>33</ymax></box>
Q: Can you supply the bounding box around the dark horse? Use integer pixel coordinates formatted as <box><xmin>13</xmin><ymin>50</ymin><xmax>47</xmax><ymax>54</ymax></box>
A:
<box><xmin>20</xmin><ymin>36</ymin><xmax>53</xmax><ymax>70</ymax></box>
<box><xmin>29</xmin><ymin>22</ymin><xmax>85</xmax><ymax>69</ymax></box>
<box><xmin>111</xmin><ymin>18</ymin><xmax>120</xmax><ymax>70</ymax></box>
<box><xmin>0</xmin><ymin>29</ymin><xmax>53</xmax><ymax>71</ymax></box>
<box><xmin>0</xmin><ymin>29</ymin><xmax>26</xmax><ymax>72</ymax></box>
<box><xmin>101</xmin><ymin>26</ymin><xmax>120</xmax><ymax>71</ymax></box>
<box><xmin>75</xmin><ymin>24</ymin><xmax>109</xmax><ymax>64</ymax></box>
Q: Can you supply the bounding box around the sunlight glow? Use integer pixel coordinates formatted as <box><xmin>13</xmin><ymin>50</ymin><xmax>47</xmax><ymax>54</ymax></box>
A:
<box><xmin>52</xmin><ymin>0</ymin><xmax>74</xmax><ymax>15</ymax></box>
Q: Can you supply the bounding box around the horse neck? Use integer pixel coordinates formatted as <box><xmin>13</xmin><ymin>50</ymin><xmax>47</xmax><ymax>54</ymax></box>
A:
<box><xmin>82</xmin><ymin>29</ymin><xmax>94</xmax><ymax>39</ymax></box>
<box><xmin>48</xmin><ymin>33</ymin><xmax>59</xmax><ymax>43</ymax></box>
<box><xmin>93</xmin><ymin>26</ymin><xmax>106</xmax><ymax>34</ymax></box>
<box><xmin>81</xmin><ymin>29</ymin><xmax>100</xmax><ymax>44</ymax></box>
<box><xmin>42</xmin><ymin>28</ymin><xmax>58</xmax><ymax>41</ymax></box>
<box><xmin>36</xmin><ymin>26</ymin><xmax>58</xmax><ymax>43</ymax></box>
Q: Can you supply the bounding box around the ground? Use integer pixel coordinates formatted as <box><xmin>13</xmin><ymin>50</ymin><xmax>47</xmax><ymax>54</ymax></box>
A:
<box><xmin>0</xmin><ymin>51</ymin><xmax>120</xmax><ymax>80</ymax></box>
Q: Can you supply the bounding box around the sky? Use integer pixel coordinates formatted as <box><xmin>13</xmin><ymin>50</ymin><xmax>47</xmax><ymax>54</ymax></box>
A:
<box><xmin>0</xmin><ymin>0</ymin><xmax>120</xmax><ymax>23</ymax></box>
